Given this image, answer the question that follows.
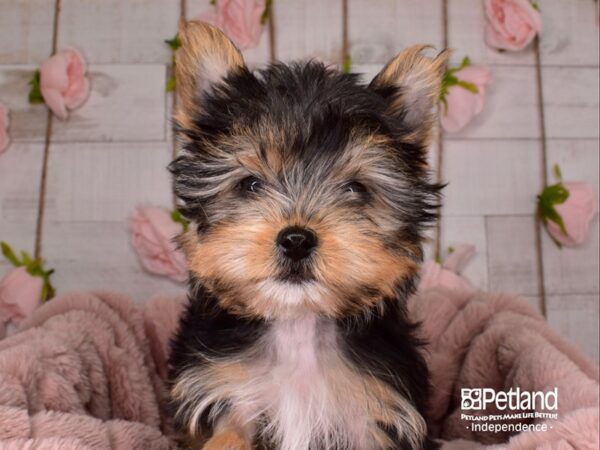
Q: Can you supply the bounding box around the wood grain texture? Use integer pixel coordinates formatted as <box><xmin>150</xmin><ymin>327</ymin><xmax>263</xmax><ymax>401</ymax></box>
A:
<box><xmin>547</xmin><ymin>294</ymin><xmax>600</xmax><ymax>362</ymax></box>
<box><xmin>348</xmin><ymin>0</ymin><xmax>443</xmax><ymax>65</ymax></box>
<box><xmin>442</xmin><ymin>139</ymin><xmax>542</xmax><ymax>216</ymax></box>
<box><xmin>44</xmin><ymin>142</ymin><xmax>173</xmax><ymax>222</ymax></box>
<box><xmin>42</xmin><ymin>221</ymin><xmax>186</xmax><ymax>302</ymax></box>
<box><xmin>0</xmin><ymin>143</ymin><xmax>44</xmax><ymax>277</ymax></box>
<box><xmin>51</xmin><ymin>65</ymin><xmax>167</xmax><ymax>142</ymax></box>
<box><xmin>439</xmin><ymin>215</ymin><xmax>489</xmax><ymax>290</ymax></box>
<box><xmin>0</xmin><ymin>66</ymin><xmax>48</xmax><ymax>142</ymax></box>
<box><xmin>445</xmin><ymin>66</ymin><xmax>540</xmax><ymax>139</ymax></box>
<box><xmin>486</xmin><ymin>215</ymin><xmax>540</xmax><ymax>296</ymax></box>
<box><xmin>542</xmin><ymin>67</ymin><xmax>599</xmax><ymax>139</ymax></box>
<box><xmin>57</xmin><ymin>0</ymin><xmax>180</xmax><ymax>64</ymax></box>
<box><xmin>447</xmin><ymin>0</ymin><xmax>535</xmax><ymax>66</ymax></box>
<box><xmin>541</xmin><ymin>139</ymin><xmax>600</xmax><ymax>296</ymax></box>
<box><xmin>186</xmin><ymin>0</ymin><xmax>272</xmax><ymax>67</ymax></box>
<box><xmin>539</xmin><ymin>0</ymin><xmax>600</xmax><ymax>67</ymax></box>
<box><xmin>0</xmin><ymin>0</ymin><xmax>55</xmax><ymax>64</ymax></box>
<box><xmin>273</xmin><ymin>0</ymin><xmax>343</xmax><ymax>63</ymax></box>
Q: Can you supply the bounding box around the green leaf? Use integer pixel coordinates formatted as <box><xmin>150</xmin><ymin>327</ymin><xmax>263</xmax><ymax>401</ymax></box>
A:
<box><xmin>20</xmin><ymin>251</ymin><xmax>34</xmax><ymax>267</ymax></box>
<box><xmin>260</xmin><ymin>0</ymin><xmax>273</xmax><ymax>25</ymax></box>
<box><xmin>171</xmin><ymin>209</ymin><xmax>190</xmax><ymax>233</ymax></box>
<box><xmin>1</xmin><ymin>241</ymin><xmax>22</xmax><ymax>267</ymax></box>
<box><xmin>538</xmin><ymin>183</ymin><xmax>570</xmax><ymax>235</ymax></box>
<box><xmin>531</xmin><ymin>1</ymin><xmax>540</xmax><ymax>11</ymax></box>
<box><xmin>455</xmin><ymin>80</ymin><xmax>479</xmax><ymax>94</ymax></box>
<box><xmin>28</xmin><ymin>70</ymin><xmax>44</xmax><ymax>104</ymax></box>
<box><xmin>553</xmin><ymin>164</ymin><xmax>562</xmax><ymax>182</ymax></box>
<box><xmin>210</xmin><ymin>0</ymin><xmax>216</xmax><ymax>5</ymax></box>
<box><xmin>164</xmin><ymin>34</ymin><xmax>181</xmax><ymax>52</ymax></box>
<box><xmin>439</xmin><ymin>55</ymin><xmax>480</xmax><ymax>104</ymax></box>
<box><xmin>342</xmin><ymin>55</ymin><xmax>352</xmax><ymax>74</ymax></box>
<box><xmin>447</xmin><ymin>246</ymin><xmax>455</xmax><ymax>254</ymax></box>
<box><xmin>166</xmin><ymin>76</ymin><xmax>176</xmax><ymax>92</ymax></box>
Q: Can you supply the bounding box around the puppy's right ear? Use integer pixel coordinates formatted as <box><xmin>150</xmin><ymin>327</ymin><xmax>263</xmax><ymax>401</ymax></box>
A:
<box><xmin>175</xmin><ymin>20</ymin><xmax>246</xmax><ymax>127</ymax></box>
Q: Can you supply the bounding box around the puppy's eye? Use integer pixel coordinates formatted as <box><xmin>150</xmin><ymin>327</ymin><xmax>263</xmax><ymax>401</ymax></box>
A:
<box><xmin>240</xmin><ymin>176</ymin><xmax>263</xmax><ymax>193</ymax></box>
<box><xmin>344</xmin><ymin>181</ymin><xmax>367</xmax><ymax>194</ymax></box>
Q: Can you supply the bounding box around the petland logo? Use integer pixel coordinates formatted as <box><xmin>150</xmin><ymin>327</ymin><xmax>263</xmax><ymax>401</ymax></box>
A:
<box><xmin>461</xmin><ymin>388</ymin><xmax>558</xmax><ymax>411</ymax></box>
<box><xmin>461</xmin><ymin>388</ymin><xmax>559</xmax><ymax>434</ymax></box>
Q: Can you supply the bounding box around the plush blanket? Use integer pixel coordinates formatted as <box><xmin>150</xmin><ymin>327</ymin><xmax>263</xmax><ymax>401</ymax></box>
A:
<box><xmin>0</xmin><ymin>263</ymin><xmax>597</xmax><ymax>449</ymax></box>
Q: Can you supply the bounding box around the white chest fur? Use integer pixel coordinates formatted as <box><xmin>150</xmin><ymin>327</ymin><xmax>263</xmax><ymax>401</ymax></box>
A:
<box><xmin>257</xmin><ymin>315</ymin><xmax>374</xmax><ymax>450</ymax></box>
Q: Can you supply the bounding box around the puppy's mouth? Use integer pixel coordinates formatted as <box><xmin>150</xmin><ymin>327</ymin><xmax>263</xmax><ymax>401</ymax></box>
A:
<box><xmin>277</xmin><ymin>263</ymin><xmax>315</xmax><ymax>284</ymax></box>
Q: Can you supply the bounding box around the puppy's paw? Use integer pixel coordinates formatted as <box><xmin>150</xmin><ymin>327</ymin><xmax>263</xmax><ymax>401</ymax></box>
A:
<box><xmin>202</xmin><ymin>430</ymin><xmax>251</xmax><ymax>450</ymax></box>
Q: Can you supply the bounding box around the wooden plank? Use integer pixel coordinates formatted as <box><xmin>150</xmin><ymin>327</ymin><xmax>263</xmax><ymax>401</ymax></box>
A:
<box><xmin>542</xmin><ymin>139</ymin><xmax>599</xmax><ymax>296</ymax></box>
<box><xmin>486</xmin><ymin>215</ymin><xmax>540</xmax><ymax>296</ymax></box>
<box><xmin>42</xmin><ymin>221</ymin><xmax>186</xmax><ymax>302</ymax></box>
<box><xmin>44</xmin><ymin>142</ymin><xmax>173</xmax><ymax>223</ymax></box>
<box><xmin>51</xmin><ymin>64</ymin><xmax>167</xmax><ymax>142</ymax></box>
<box><xmin>439</xmin><ymin>215</ymin><xmax>489</xmax><ymax>290</ymax></box>
<box><xmin>186</xmin><ymin>0</ymin><xmax>272</xmax><ymax>67</ymax></box>
<box><xmin>41</xmin><ymin>142</ymin><xmax>181</xmax><ymax>302</ymax></box>
<box><xmin>547</xmin><ymin>294</ymin><xmax>600</xmax><ymax>362</ymax></box>
<box><xmin>0</xmin><ymin>66</ymin><xmax>48</xmax><ymax>142</ymax></box>
<box><xmin>273</xmin><ymin>0</ymin><xmax>343</xmax><ymax>63</ymax></box>
<box><xmin>57</xmin><ymin>0</ymin><xmax>180</xmax><ymax>64</ymax></box>
<box><xmin>539</xmin><ymin>0</ymin><xmax>599</xmax><ymax>67</ymax></box>
<box><xmin>442</xmin><ymin>139</ymin><xmax>542</xmax><ymax>216</ymax></box>
<box><xmin>348</xmin><ymin>0</ymin><xmax>443</xmax><ymax>65</ymax></box>
<box><xmin>0</xmin><ymin>143</ymin><xmax>44</xmax><ymax>275</ymax></box>
<box><xmin>0</xmin><ymin>0</ymin><xmax>55</xmax><ymax>64</ymax></box>
<box><xmin>542</xmin><ymin>67</ymin><xmax>599</xmax><ymax>139</ymax></box>
<box><xmin>445</xmin><ymin>66</ymin><xmax>540</xmax><ymax>140</ymax></box>
<box><xmin>447</xmin><ymin>0</ymin><xmax>535</xmax><ymax>66</ymax></box>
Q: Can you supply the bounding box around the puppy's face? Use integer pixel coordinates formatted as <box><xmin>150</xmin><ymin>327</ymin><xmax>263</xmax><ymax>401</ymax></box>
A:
<box><xmin>170</xmin><ymin>22</ymin><xmax>448</xmax><ymax>320</ymax></box>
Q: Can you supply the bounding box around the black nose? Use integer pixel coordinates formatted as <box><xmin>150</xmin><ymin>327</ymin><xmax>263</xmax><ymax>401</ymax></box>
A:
<box><xmin>277</xmin><ymin>226</ymin><xmax>318</xmax><ymax>261</ymax></box>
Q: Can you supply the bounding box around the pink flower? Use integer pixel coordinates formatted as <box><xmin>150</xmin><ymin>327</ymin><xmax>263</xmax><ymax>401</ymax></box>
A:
<box><xmin>0</xmin><ymin>104</ymin><xmax>10</xmax><ymax>154</ymax></box>
<box><xmin>40</xmin><ymin>48</ymin><xmax>90</xmax><ymax>120</ymax></box>
<box><xmin>418</xmin><ymin>245</ymin><xmax>475</xmax><ymax>293</ymax></box>
<box><xmin>441</xmin><ymin>65</ymin><xmax>492</xmax><ymax>133</ymax></box>
<box><xmin>485</xmin><ymin>0</ymin><xmax>542</xmax><ymax>51</ymax></box>
<box><xmin>546</xmin><ymin>182</ymin><xmax>598</xmax><ymax>247</ymax></box>
<box><xmin>129</xmin><ymin>207</ymin><xmax>188</xmax><ymax>282</ymax></box>
<box><xmin>0</xmin><ymin>267</ymin><xmax>43</xmax><ymax>326</ymax></box>
<box><xmin>203</xmin><ymin>0</ymin><xmax>266</xmax><ymax>49</ymax></box>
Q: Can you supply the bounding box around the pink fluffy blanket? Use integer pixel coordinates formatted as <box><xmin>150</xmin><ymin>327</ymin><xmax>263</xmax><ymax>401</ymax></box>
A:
<box><xmin>0</xmin><ymin>267</ymin><xmax>597</xmax><ymax>449</ymax></box>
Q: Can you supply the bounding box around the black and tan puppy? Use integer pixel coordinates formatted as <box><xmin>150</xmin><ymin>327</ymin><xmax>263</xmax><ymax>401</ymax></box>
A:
<box><xmin>168</xmin><ymin>20</ymin><xmax>448</xmax><ymax>450</ymax></box>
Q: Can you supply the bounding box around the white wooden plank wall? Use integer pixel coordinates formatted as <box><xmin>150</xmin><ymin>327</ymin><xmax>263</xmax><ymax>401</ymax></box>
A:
<box><xmin>0</xmin><ymin>0</ymin><xmax>597</xmax><ymax>360</ymax></box>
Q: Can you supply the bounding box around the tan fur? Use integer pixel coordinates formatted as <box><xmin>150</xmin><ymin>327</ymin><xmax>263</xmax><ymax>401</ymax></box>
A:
<box><xmin>201</xmin><ymin>430</ymin><xmax>251</xmax><ymax>450</ymax></box>
<box><xmin>371</xmin><ymin>45</ymin><xmax>450</xmax><ymax>145</ymax></box>
<box><xmin>175</xmin><ymin>20</ymin><xmax>246</xmax><ymax>129</ymax></box>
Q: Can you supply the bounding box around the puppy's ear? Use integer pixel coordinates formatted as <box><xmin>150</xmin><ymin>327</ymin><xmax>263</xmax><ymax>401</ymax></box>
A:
<box><xmin>175</xmin><ymin>20</ymin><xmax>246</xmax><ymax>127</ymax></box>
<box><xmin>370</xmin><ymin>45</ymin><xmax>449</xmax><ymax>145</ymax></box>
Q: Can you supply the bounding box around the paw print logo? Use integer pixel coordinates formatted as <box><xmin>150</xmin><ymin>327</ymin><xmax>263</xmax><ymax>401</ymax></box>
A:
<box><xmin>461</xmin><ymin>389</ymin><xmax>482</xmax><ymax>410</ymax></box>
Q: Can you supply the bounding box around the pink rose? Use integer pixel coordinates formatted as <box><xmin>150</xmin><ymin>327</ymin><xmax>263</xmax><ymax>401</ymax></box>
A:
<box><xmin>0</xmin><ymin>267</ymin><xmax>43</xmax><ymax>327</ymax></box>
<box><xmin>546</xmin><ymin>182</ymin><xmax>598</xmax><ymax>247</ymax></box>
<box><xmin>0</xmin><ymin>104</ymin><xmax>10</xmax><ymax>154</ymax></box>
<box><xmin>441</xmin><ymin>65</ymin><xmax>492</xmax><ymax>133</ymax></box>
<box><xmin>485</xmin><ymin>0</ymin><xmax>542</xmax><ymax>51</ymax></box>
<box><xmin>418</xmin><ymin>245</ymin><xmax>475</xmax><ymax>293</ymax></box>
<box><xmin>129</xmin><ymin>207</ymin><xmax>188</xmax><ymax>282</ymax></box>
<box><xmin>203</xmin><ymin>0</ymin><xmax>266</xmax><ymax>49</ymax></box>
<box><xmin>40</xmin><ymin>48</ymin><xmax>90</xmax><ymax>120</ymax></box>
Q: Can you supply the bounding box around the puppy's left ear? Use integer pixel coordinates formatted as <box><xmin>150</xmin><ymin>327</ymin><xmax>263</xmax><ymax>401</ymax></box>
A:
<box><xmin>370</xmin><ymin>45</ymin><xmax>449</xmax><ymax>145</ymax></box>
<box><xmin>175</xmin><ymin>20</ymin><xmax>247</xmax><ymax>128</ymax></box>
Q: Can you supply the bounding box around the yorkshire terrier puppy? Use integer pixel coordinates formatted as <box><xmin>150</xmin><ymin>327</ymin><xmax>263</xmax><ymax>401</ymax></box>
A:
<box><xmin>169</xmin><ymin>20</ymin><xmax>448</xmax><ymax>450</ymax></box>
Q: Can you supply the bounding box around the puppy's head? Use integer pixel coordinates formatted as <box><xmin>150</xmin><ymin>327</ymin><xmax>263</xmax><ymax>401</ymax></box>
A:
<box><xmin>170</xmin><ymin>21</ymin><xmax>448</xmax><ymax>320</ymax></box>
